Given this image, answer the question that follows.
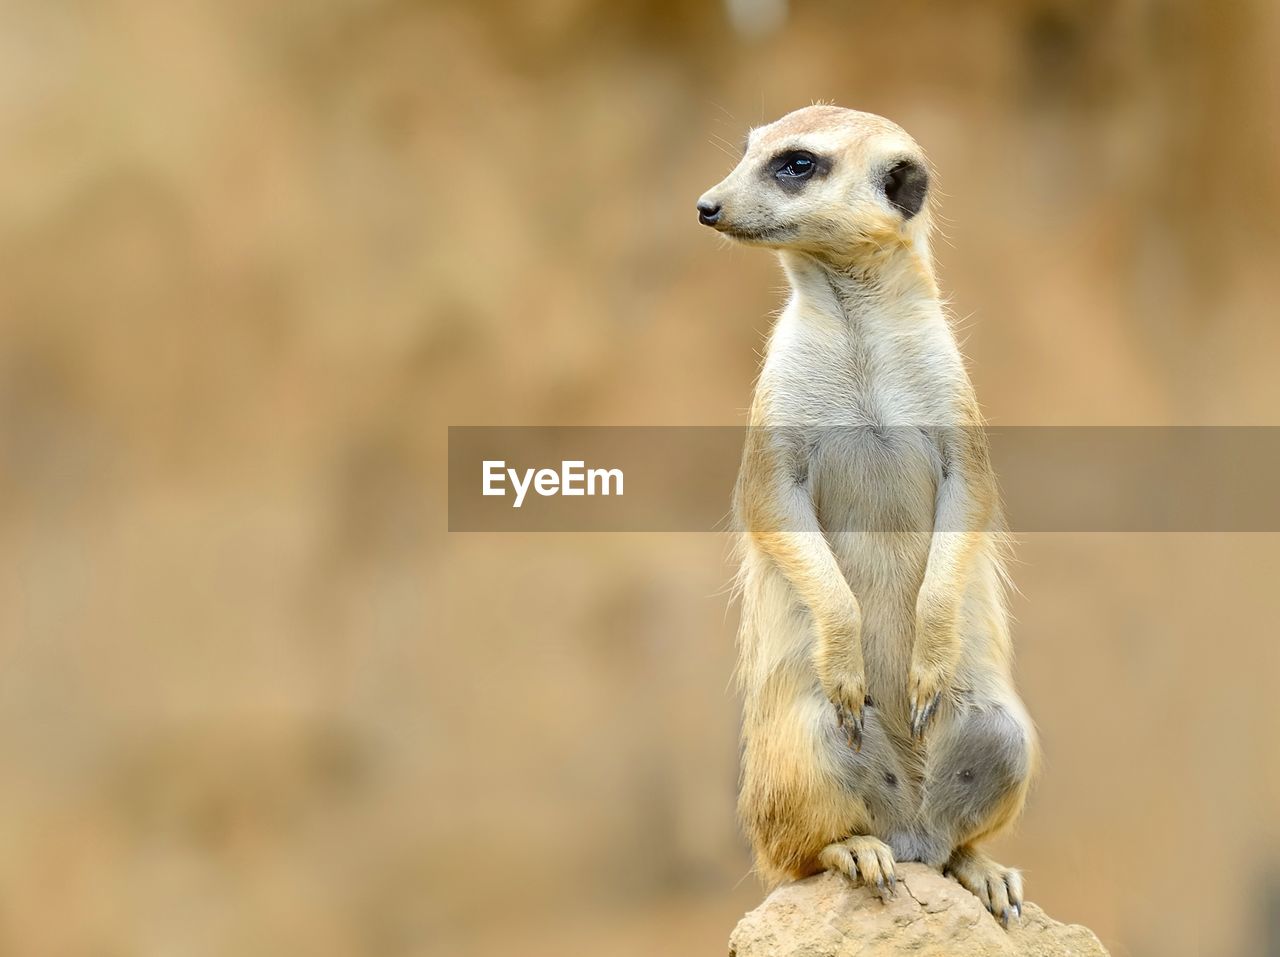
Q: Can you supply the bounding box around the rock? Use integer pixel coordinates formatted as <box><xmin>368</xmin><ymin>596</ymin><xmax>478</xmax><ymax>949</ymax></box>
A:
<box><xmin>728</xmin><ymin>864</ymin><xmax>1109</xmax><ymax>957</ymax></box>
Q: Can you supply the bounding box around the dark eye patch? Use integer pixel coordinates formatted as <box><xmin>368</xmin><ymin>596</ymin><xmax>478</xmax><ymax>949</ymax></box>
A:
<box><xmin>775</xmin><ymin>152</ymin><xmax>815</xmax><ymax>179</ymax></box>
<box><xmin>883</xmin><ymin>158</ymin><xmax>929</xmax><ymax>218</ymax></box>
<box><xmin>766</xmin><ymin>150</ymin><xmax>829</xmax><ymax>191</ymax></box>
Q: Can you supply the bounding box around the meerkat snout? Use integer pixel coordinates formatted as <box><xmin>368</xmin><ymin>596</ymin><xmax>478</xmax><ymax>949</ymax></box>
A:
<box><xmin>696</xmin><ymin>199</ymin><xmax>722</xmax><ymax>226</ymax></box>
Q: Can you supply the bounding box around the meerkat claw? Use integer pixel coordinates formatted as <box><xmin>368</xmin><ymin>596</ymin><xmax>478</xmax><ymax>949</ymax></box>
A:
<box><xmin>921</xmin><ymin>691</ymin><xmax>941</xmax><ymax>733</ymax></box>
<box><xmin>836</xmin><ymin>704</ymin><xmax>864</xmax><ymax>751</ymax></box>
<box><xmin>945</xmin><ymin>847</ymin><xmax>1025</xmax><ymax>930</ymax></box>
<box><xmin>910</xmin><ymin>691</ymin><xmax>941</xmax><ymax>739</ymax></box>
<box><xmin>819</xmin><ymin>836</ymin><xmax>898</xmax><ymax>902</ymax></box>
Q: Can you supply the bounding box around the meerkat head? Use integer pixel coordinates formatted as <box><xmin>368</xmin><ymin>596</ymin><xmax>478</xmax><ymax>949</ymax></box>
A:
<box><xmin>696</xmin><ymin>105</ymin><xmax>932</xmax><ymax>265</ymax></box>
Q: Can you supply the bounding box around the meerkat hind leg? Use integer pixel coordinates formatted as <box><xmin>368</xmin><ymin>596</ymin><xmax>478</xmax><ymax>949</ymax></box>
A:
<box><xmin>944</xmin><ymin>844</ymin><xmax>1023</xmax><ymax>928</ymax></box>
<box><xmin>818</xmin><ymin>835</ymin><xmax>898</xmax><ymax>901</ymax></box>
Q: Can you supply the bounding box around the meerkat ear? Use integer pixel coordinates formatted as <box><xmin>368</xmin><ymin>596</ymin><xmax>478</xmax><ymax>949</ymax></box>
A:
<box><xmin>883</xmin><ymin>159</ymin><xmax>928</xmax><ymax>219</ymax></box>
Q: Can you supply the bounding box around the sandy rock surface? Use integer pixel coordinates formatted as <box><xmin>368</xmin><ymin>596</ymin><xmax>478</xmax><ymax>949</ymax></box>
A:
<box><xmin>729</xmin><ymin>864</ymin><xmax>1109</xmax><ymax>957</ymax></box>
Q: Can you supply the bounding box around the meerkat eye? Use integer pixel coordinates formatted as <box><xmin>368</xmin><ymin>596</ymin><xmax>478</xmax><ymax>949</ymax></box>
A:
<box><xmin>883</xmin><ymin>158</ymin><xmax>929</xmax><ymax>219</ymax></box>
<box><xmin>774</xmin><ymin>151</ymin><xmax>817</xmax><ymax>181</ymax></box>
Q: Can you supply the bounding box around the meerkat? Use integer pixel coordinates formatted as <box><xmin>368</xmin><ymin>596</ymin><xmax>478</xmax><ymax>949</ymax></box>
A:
<box><xmin>697</xmin><ymin>105</ymin><xmax>1039</xmax><ymax>926</ymax></box>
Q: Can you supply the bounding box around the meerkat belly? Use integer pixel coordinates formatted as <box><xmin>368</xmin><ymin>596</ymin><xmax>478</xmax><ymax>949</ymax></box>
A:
<box><xmin>810</xmin><ymin>426</ymin><xmax>941</xmax><ymax>702</ymax></box>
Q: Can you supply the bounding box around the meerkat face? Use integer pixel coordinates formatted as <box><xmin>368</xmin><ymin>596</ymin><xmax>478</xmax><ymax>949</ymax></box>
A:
<box><xmin>696</xmin><ymin>106</ymin><xmax>930</xmax><ymax>259</ymax></box>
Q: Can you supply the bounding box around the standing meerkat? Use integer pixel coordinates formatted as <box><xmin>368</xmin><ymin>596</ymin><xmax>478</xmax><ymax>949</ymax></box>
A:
<box><xmin>697</xmin><ymin>105</ymin><xmax>1039</xmax><ymax>926</ymax></box>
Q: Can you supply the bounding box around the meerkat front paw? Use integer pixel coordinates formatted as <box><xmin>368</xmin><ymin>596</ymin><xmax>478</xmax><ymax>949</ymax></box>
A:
<box><xmin>911</xmin><ymin>591</ymin><xmax>961</xmax><ymax>739</ymax></box>
<box><xmin>907</xmin><ymin>659</ymin><xmax>950</xmax><ymax>740</ymax></box>
<box><xmin>819</xmin><ymin>835</ymin><xmax>898</xmax><ymax>901</ymax></box>
<box><xmin>822</xmin><ymin>673</ymin><xmax>870</xmax><ymax>751</ymax></box>
<box><xmin>814</xmin><ymin>614</ymin><xmax>869</xmax><ymax>751</ymax></box>
<box><xmin>944</xmin><ymin>845</ymin><xmax>1024</xmax><ymax>928</ymax></box>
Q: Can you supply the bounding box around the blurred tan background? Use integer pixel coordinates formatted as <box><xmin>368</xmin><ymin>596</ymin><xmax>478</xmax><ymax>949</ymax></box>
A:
<box><xmin>1</xmin><ymin>0</ymin><xmax>1279</xmax><ymax>955</ymax></box>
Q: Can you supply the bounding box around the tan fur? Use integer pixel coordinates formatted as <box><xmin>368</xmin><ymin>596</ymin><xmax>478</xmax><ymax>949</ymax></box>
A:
<box><xmin>700</xmin><ymin>106</ymin><xmax>1040</xmax><ymax>922</ymax></box>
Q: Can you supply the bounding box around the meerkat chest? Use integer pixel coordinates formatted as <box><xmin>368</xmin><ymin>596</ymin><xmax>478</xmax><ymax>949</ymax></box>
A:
<box><xmin>756</xmin><ymin>302</ymin><xmax>963</xmax><ymax>533</ymax></box>
<box><xmin>757</xmin><ymin>304</ymin><xmax>962</xmax><ymax>427</ymax></box>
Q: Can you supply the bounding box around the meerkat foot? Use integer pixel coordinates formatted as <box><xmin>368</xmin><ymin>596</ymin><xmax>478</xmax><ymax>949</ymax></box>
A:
<box><xmin>819</xmin><ymin>835</ymin><xmax>897</xmax><ymax>901</ymax></box>
<box><xmin>944</xmin><ymin>845</ymin><xmax>1024</xmax><ymax>928</ymax></box>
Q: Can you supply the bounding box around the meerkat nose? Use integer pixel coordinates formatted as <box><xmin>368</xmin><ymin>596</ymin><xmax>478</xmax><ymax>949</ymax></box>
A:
<box><xmin>697</xmin><ymin>200</ymin><xmax>722</xmax><ymax>226</ymax></box>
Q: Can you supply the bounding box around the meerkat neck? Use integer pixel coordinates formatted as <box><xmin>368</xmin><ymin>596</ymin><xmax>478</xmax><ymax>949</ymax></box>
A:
<box><xmin>779</xmin><ymin>248</ymin><xmax>941</xmax><ymax>328</ymax></box>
